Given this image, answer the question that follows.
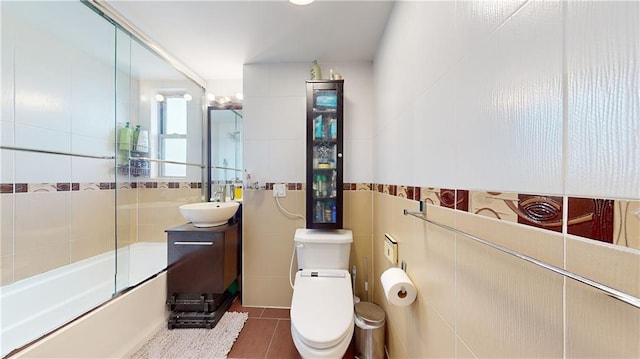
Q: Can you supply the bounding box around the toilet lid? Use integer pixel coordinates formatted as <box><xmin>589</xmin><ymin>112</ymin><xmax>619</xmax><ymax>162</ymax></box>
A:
<box><xmin>290</xmin><ymin>269</ymin><xmax>354</xmax><ymax>349</ymax></box>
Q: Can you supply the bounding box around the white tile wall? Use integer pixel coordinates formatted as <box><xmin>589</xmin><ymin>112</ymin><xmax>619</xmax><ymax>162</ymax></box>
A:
<box><xmin>375</xmin><ymin>0</ymin><xmax>635</xmax><ymax>200</ymax></box>
<box><xmin>243</xmin><ymin>139</ymin><xmax>269</xmax><ymax>187</ymax></box>
<box><xmin>456</xmin><ymin>0</ymin><xmax>564</xmax><ymax>194</ymax></box>
<box><xmin>3</xmin><ymin>1</ymin><xmax>116</xmax><ymax>184</ymax></box>
<box><xmin>243</xmin><ymin>97</ymin><xmax>274</xmax><ymax>142</ymax></box>
<box><xmin>413</xmin><ymin>76</ymin><xmax>458</xmax><ymax>189</ymax></box>
<box><xmin>242</xmin><ymin>62</ymin><xmax>374</xmax><ymax>184</ymax></box>
<box><xmin>268</xmin><ymin>139</ymin><xmax>305</xmax><ymax>183</ymax></box>
<box><xmin>3</xmin><ymin>3</ymin><xmax>205</xmax><ymax>185</ymax></box>
<box><xmin>566</xmin><ymin>1</ymin><xmax>640</xmax><ymax>199</ymax></box>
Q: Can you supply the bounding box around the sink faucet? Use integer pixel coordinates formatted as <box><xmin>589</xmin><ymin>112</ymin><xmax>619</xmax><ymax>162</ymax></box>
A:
<box><xmin>212</xmin><ymin>185</ymin><xmax>226</xmax><ymax>202</ymax></box>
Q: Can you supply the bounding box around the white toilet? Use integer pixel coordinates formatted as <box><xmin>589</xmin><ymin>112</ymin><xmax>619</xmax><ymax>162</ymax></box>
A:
<box><xmin>290</xmin><ymin>228</ymin><xmax>354</xmax><ymax>359</ymax></box>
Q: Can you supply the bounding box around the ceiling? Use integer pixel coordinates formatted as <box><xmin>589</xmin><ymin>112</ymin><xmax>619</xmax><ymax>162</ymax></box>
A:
<box><xmin>104</xmin><ymin>0</ymin><xmax>395</xmax><ymax>82</ymax></box>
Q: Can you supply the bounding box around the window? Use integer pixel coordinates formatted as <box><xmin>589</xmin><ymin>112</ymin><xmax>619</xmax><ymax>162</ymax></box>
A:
<box><xmin>159</xmin><ymin>95</ymin><xmax>187</xmax><ymax>177</ymax></box>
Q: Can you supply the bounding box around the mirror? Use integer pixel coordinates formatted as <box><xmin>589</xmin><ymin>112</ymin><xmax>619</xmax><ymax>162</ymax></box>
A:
<box><xmin>207</xmin><ymin>106</ymin><xmax>243</xmax><ymax>201</ymax></box>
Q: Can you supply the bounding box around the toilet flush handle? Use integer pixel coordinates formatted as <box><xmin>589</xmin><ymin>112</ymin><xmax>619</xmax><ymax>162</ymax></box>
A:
<box><xmin>296</xmin><ymin>243</ymin><xmax>304</xmax><ymax>248</ymax></box>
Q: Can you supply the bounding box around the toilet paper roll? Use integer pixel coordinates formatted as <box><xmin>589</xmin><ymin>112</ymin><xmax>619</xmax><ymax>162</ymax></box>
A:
<box><xmin>380</xmin><ymin>267</ymin><xmax>417</xmax><ymax>306</ymax></box>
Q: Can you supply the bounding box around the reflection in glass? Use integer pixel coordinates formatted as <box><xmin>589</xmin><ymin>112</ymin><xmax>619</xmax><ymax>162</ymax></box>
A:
<box><xmin>208</xmin><ymin>108</ymin><xmax>243</xmax><ymax>201</ymax></box>
<box><xmin>0</xmin><ymin>2</ymin><xmax>205</xmax><ymax>355</ymax></box>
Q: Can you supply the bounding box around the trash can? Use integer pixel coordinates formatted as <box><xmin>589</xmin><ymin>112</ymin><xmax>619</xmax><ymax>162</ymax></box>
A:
<box><xmin>354</xmin><ymin>302</ymin><xmax>386</xmax><ymax>359</ymax></box>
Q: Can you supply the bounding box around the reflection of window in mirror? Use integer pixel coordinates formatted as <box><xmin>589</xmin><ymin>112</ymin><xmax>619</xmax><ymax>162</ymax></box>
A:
<box><xmin>159</xmin><ymin>95</ymin><xmax>187</xmax><ymax>177</ymax></box>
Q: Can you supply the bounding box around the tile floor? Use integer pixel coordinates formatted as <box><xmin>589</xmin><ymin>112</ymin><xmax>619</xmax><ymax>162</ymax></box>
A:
<box><xmin>227</xmin><ymin>297</ymin><xmax>356</xmax><ymax>359</ymax></box>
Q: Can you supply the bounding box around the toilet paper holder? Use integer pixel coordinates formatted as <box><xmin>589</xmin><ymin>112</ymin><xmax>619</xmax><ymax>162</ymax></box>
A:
<box><xmin>380</xmin><ymin>266</ymin><xmax>417</xmax><ymax>306</ymax></box>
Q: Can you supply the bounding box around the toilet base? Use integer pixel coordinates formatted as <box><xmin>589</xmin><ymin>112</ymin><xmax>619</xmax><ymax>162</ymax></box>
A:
<box><xmin>291</xmin><ymin>320</ymin><xmax>354</xmax><ymax>359</ymax></box>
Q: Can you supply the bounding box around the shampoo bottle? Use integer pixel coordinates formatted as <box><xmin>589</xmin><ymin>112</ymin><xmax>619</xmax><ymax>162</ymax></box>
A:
<box><xmin>132</xmin><ymin>125</ymin><xmax>141</xmax><ymax>152</ymax></box>
<box><xmin>329</xmin><ymin>118</ymin><xmax>337</xmax><ymax>139</ymax></box>
<box><xmin>314</xmin><ymin>115</ymin><xmax>323</xmax><ymax>139</ymax></box>
<box><xmin>118</xmin><ymin>122</ymin><xmax>132</xmax><ymax>151</ymax></box>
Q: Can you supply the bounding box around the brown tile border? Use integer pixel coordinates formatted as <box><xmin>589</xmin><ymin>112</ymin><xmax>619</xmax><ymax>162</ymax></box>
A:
<box><xmin>373</xmin><ymin>184</ymin><xmax>639</xmax><ymax>251</ymax></box>
<box><xmin>567</xmin><ymin>197</ymin><xmax>614</xmax><ymax>243</ymax></box>
<box><xmin>1</xmin><ymin>184</ymin><xmax>14</xmax><ymax>194</ymax></box>
<box><xmin>440</xmin><ymin>189</ymin><xmax>456</xmax><ymax>209</ymax></box>
<box><xmin>3</xmin><ymin>179</ymin><xmax>637</xmax><ymax>251</ymax></box>
<box><xmin>1</xmin><ymin>181</ymin><xmax>203</xmax><ymax>193</ymax></box>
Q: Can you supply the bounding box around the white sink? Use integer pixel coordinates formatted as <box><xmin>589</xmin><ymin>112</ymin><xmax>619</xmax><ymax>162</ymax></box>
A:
<box><xmin>179</xmin><ymin>202</ymin><xmax>240</xmax><ymax>227</ymax></box>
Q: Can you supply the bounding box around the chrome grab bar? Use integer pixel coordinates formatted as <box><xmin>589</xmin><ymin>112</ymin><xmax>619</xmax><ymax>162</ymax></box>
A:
<box><xmin>0</xmin><ymin>145</ymin><xmax>114</xmax><ymax>160</ymax></box>
<box><xmin>2</xmin><ymin>146</ymin><xmax>243</xmax><ymax>172</ymax></box>
<box><xmin>403</xmin><ymin>208</ymin><xmax>640</xmax><ymax>309</ymax></box>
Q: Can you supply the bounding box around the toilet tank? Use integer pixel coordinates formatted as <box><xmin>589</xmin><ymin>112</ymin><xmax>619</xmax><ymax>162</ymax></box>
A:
<box><xmin>294</xmin><ymin>229</ymin><xmax>353</xmax><ymax>270</ymax></box>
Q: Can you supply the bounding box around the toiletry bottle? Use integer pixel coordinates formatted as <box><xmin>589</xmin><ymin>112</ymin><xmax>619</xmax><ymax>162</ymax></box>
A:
<box><xmin>324</xmin><ymin>207</ymin><xmax>332</xmax><ymax>222</ymax></box>
<box><xmin>331</xmin><ymin>171</ymin><xmax>337</xmax><ymax>197</ymax></box>
<box><xmin>233</xmin><ymin>182</ymin><xmax>243</xmax><ymax>201</ymax></box>
<box><xmin>331</xmin><ymin>201</ymin><xmax>337</xmax><ymax>222</ymax></box>
<box><xmin>311</xmin><ymin>60</ymin><xmax>322</xmax><ymax>80</ymax></box>
<box><xmin>329</xmin><ymin>118</ymin><xmax>337</xmax><ymax>139</ymax></box>
<box><xmin>132</xmin><ymin>125</ymin><xmax>141</xmax><ymax>152</ymax></box>
<box><xmin>118</xmin><ymin>122</ymin><xmax>132</xmax><ymax>151</ymax></box>
<box><xmin>318</xmin><ymin>175</ymin><xmax>327</xmax><ymax>197</ymax></box>
<box><xmin>315</xmin><ymin>201</ymin><xmax>322</xmax><ymax>222</ymax></box>
<box><xmin>314</xmin><ymin>115</ymin><xmax>323</xmax><ymax>139</ymax></box>
<box><xmin>135</xmin><ymin>129</ymin><xmax>149</xmax><ymax>153</ymax></box>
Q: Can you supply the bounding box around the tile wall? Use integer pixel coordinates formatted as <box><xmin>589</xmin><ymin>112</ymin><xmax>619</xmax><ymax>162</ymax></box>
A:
<box><xmin>227</xmin><ymin>3</ymin><xmax>640</xmax><ymax>359</ymax></box>
<box><xmin>370</xmin><ymin>0</ymin><xmax>639</xmax><ymax>357</ymax></box>
<box><xmin>372</xmin><ymin>188</ymin><xmax>639</xmax><ymax>358</ymax></box>
<box><xmin>239</xmin><ymin>4</ymin><xmax>639</xmax><ymax>358</ymax></box>
<box><xmin>241</xmin><ymin>62</ymin><xmax>376</xmax><ymax>306</ymax></box>
<box><xmin>1</xmin><ymin>1</ymin><xmax>205</xmax><ymax>289</ymax></box>
<box><xmin>241</xmin><ymin>184</ymin><xmax>373</xmax><ymax>307</ymax></box>
<box><xmin>240</xmin><ymin>182</ymin><xmax>638</xmax><ymax>356</ymax></box>
<box><xmin>0</xmin><ymin>181</ymin><xmax>201</xmax><ymax>285</ymax></box>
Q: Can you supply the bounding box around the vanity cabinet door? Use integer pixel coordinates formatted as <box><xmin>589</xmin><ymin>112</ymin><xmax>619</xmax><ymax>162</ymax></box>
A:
<box><xmin>167</xmin><ymin>231</ymin><xmax>224</xmax><ymax>294</ymax></box>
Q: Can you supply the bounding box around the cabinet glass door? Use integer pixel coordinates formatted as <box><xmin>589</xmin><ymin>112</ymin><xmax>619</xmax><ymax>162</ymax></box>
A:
<box><xmin>308</xmin><ymin>83</ymin><xmax>342</xmax><ymax>228</ymax></box>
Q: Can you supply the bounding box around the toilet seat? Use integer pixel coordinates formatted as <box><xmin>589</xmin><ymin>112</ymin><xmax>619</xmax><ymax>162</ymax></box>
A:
<box><xmin>290</xmin><ymin>269</ymin><xmax>354</xmax><ymax>350</ymax></box>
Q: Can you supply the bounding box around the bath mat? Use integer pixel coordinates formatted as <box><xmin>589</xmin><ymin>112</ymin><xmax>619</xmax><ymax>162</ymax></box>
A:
<box><xmin>130</xmin><ymin>311</ymin><xmax>249</xmax><ymax>359</ymax></box>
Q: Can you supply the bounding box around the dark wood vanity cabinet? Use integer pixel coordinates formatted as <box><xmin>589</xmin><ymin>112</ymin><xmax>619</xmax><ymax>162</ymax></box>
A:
<box><xmin>165</xmin><ymin>222</ymin><xmax>239</xmax><ymax>328</ymax></box>
<box><xmin>167</xmin><ymin>222</ymin><xmax>238</xmax><ymax>295</ymax></box>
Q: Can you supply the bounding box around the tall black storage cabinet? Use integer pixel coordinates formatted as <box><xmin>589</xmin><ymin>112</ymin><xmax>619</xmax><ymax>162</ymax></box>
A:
<box><xmin>306</xmin><ymin>80</ymin><xmax>344</xmax><ymax>229</ymax></box>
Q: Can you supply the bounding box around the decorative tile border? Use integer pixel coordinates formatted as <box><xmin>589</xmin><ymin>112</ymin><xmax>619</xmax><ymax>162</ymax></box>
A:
<box><xmin>373</xmin><ymin>183</ymin><xmax>639</xmax><ymax>251</ymax></box>
<box><xmin>567</xmin><ymin>197</ymin><xmax>614</xmax><ymax>242</ymax></box>
<box><xmin>4</xmin><ymin>180</ymin><xmax>636</xmax><ymax>250</ymax></box>
<box><xmin>259</xmin><ymin>182</ymin><xmax>372</xmax><ymax>191</ymax></box>
<box><xmin>0</xmin><ymin>181</ymin><xmax>202</xmax><ymax>193</ymax></box>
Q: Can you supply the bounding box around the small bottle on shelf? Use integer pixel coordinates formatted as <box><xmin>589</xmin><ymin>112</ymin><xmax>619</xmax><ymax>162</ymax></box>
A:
<box><xmin>315</xmin><ymin>201</ymin><xmax>322</xmax><ymax>222</ymax></box>
<box><xmin>314</xmin><ymin>115</ymin><xmax>323</xmax><ymax>140</ymax></box>
<box><xmin>329</xmin><ymin>118</ymin><xmax>337</xmax><ymax>139</ymax></box>
<box><xmin>331</xmin><ymin>202</ymin><xmax>337</xmax><ymax>223</ymax></box>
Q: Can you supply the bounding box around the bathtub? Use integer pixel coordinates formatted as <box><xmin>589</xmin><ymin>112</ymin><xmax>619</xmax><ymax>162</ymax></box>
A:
<box><xmin>0</xmin><ymin>242</ymin><xmax>167</xmax><ymax>357</ymax></box>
